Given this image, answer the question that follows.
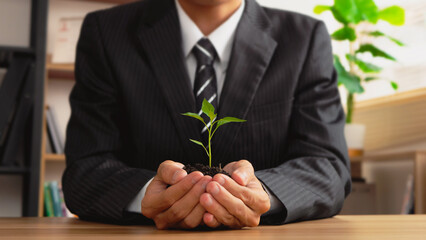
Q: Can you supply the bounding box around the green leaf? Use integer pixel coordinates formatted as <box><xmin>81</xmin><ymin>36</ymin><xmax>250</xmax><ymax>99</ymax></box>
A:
<box><xmin>367</xmin><ymin>31</ymin><xmax>405</xmax><ymax>46</ymax></box>
<box><xmin>190</xmin><ymin>139</ymin><xmax>205</xmax><ymax>148</ymax></box>
<box><xmin>334</xmin><ymin>0</ymin><xmax>362</xmax><ymax>24</ymax></box>
<box><xmin>334</xmin><ymin>55</ymin><xmax>364</xmax><ymax>94</ymax></box>
<box><xmin>355</xmin><ymin>0</ymin><xmax>379</xmax><ymax>23</ymax></box>
<box><xmin>331</xmin><ymin>26</ymin><xmax>357</xmax><ymax>41</ymax></box>
<box><xmin>346</xmin><ymin>54</ymin><xmax>382</xmax><ymax>73</ymax></box>
<box><xmin>216</xmin><ymin>117</ymin><xmax>247</xmax><ymax>129</ymax></box>
<box><xmin>365</xmin><ymin>76</ymin><xmax>379</xmax><ymax>81</ymax></box>
<box><xmin>331</xmin><ymin>7</ymin><xmax>350</xmax><ymax>24</ymax></box>
<box><xmin>201</xmin><ymin>98</ymin><xmax>216</xmax><ymax>121</ymax></box>
<box><xmin>181</xmin><ymin>112</ymin><xmax>205</xmax><ymax>124</ymax></box>
<box><xmin>391</xmin><ymin>81</ymin><xmax>399</xmax><ymax>90</ymax></box>
<box><xmin>356</xmin><ymin>44</ymin><xmax>396</xmax><ymax>61</ymax></box>
<box><xmin>379</xmin><ymin>6</ymin><xmax>405</xmax><ymax>26</ymax></box>
<box><xmin>314</xmin><ymin>5</ymin><xmax>332</xmax><ymax>14</ymax></box>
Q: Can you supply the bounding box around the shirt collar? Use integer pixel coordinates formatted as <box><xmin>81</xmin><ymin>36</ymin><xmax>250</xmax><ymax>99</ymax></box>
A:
<box><xmin>175</xmin><ymin>0</ymin><xmax>245</xmax><ymax>62</ymax></box>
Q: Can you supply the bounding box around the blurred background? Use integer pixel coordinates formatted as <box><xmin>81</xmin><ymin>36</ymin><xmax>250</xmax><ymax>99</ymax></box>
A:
<box><xmin>0</xmin><ymin>0</ymin><xmax>425</xmax><ymax>217</ymax></box>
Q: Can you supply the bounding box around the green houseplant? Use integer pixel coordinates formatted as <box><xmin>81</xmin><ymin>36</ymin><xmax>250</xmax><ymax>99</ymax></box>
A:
<box><xmin>314</xmin><ymin>0</ymin><xmax>405</xmax><ymax>152</ymax></box>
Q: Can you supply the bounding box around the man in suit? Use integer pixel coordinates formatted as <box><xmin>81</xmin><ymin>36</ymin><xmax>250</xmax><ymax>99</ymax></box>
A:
<box><xmin>63</xmin><ymin>0</ymin><xmax>351</xmax><ymax>229</ymax></box>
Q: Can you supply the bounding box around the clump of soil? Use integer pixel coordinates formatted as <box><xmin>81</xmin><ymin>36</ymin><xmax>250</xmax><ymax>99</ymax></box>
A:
<box><xmin>184</xmin><ymin>163</ymin><xmax>230</xmax><ymax>177</ymax></box>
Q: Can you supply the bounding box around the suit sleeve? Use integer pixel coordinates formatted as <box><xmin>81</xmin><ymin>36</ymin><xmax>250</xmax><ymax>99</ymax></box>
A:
<box><xmin>62</xmin><ymin>13</ymin><xmax>156</xmax><ymax>224</ymax></box>
<box><xmin>255</xmin><ymin>21</ymin><xmax>351</xmax><ymax>224</ymax></box>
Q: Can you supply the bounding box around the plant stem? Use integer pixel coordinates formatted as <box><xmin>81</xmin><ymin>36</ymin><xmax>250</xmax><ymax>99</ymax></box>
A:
<box><xmin>347</xmin><ymin>25</ymin><xmax>357</xmax><ymax>124</ymax></box>
<box><xmin>346</xmin><ymin>93</ymin><xmax>354</xmax><ymax>124</ymax></box>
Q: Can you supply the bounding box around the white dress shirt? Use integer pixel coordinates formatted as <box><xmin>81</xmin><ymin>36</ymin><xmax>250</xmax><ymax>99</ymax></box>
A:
<box><xmin>127</xmin><ymin>0</ymin><xmax>282</xmax><ymax>218</ymax></box>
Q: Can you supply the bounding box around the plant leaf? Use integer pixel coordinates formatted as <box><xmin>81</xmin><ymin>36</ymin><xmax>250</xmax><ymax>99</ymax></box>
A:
<box><xmin>331</xmin><ymin>26</ymin><xmax>357</xmax><ymax>41</ymax></box>
<box><xmin>216</xmin><ymin>117</ymin><xmax>246</xmax><ymax>129</ymax></box>
<box><xmin>346</xmin><ymin>54</ymin><xmax>382</xmax><ymax>73</ymax></box>
<box><xmin>356</xmin><ymin>44</ymin><xmax>396</xmax><ymax>61</ymax></box>
<box><xmin>331</xmin><ymin>7</ymin><xmax>350</xmax><ymax>24</ymax></box>
<box><xmin>334</xmin><ymin>55</ymin><xmax>364</xmax><ymax>94</ymax></box>
<box><xmin>365</xmin><ymin>76</ymin><xmax>379</xmax><ymax>81</ymax></box>
<box><xmin>201</xmin><ymin>98</ymin><xmax>216</xmax><ymax>121</ymax></box>
<box><xmin>182</xmin><ymin>112</ymin><xmax>205</xmax><ymax>124</ymax></box>
<box><xmin>367</xmin><ymin>31</ymin><xmax>405</xmax><ymax>46</ymax></box>
<box><xmin>379</xmin><ymin>6</ymin><xmax>405</xmax><ymax>26</ymax></box>
<box><xmin>334</xmin><ymin>0</ymin><xmax>362</xmax><ymax>24</ymax></box>
<box><xmin>355</xmin><ymin>0</ymin><xmax>379</xmax><ymax>23</ymax></box>
<box><xmin>190</xmin><ymin>139</ymin><xmax>205</xmax><ymax>147</ymax></box>
<box><xmin>314</xmin><ymin>5</ymin><xmax>332</xmax><ymax>14</ymax></box>
<box><xmin>391</xmin><ymin>81</ymin><xmax>399</xmax><ymax>90</ymax></box>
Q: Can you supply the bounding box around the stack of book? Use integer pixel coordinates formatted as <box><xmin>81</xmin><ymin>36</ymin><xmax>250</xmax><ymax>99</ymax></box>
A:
<box><xmin>43</xmin><ymin>181</ymin><xmax>73</xmax><ymax>217</ymax></box>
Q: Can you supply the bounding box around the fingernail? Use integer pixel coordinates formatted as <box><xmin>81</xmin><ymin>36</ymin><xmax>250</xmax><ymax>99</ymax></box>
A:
<box><xmin>172</xmin><ymin>170</ymin><xmax>186</xmax><ymax>183</ymax></box>
<box><xmin>205</xmin><ymin>195</ymin><xmax>213</xmax><ymax>206</ymax></box>
<box><xmin>237</xmin><ymin>171</ymin><xmax>247</xmax><ymax>182</ymax></box>
<box><xmin>176</xmin><ymin>163</ymin><xmax>185</xmax><ymax>168</ymax></box>
<box><xmin>192</xmin><ymin>174</ymin><xmax>202</xmax><ymax>184</ymax></box>
<box><xmin>216</xmin><ymin>176</ymin><xmax>225</xmax><ymax>185</ymax></box>
<box><xmin>211</xmin><ymin>184</ymin><xmax>219</xmax><ymax>195</ymax></box>
<box><xmin>202</xmin><ymin>179</ymin><xmax>209</xmax><ymax>189</ymax></box>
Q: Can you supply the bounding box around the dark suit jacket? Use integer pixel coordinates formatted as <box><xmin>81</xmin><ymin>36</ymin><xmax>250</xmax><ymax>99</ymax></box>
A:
<box><xmin>63</xmin><ymin>0</ymin><xmax>351</xmax><ymax>225</ymax></box>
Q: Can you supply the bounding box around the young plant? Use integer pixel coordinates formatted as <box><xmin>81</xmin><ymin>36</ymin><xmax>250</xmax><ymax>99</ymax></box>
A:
<box><xmin>182</xmin><ymin>99</ymin><xmax>246</xmax><ymax>168</ymax></box>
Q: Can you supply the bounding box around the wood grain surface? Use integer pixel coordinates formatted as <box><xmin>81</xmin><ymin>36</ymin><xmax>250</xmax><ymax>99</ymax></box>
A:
<box><xmin>0</xmin><ymin>215</ymin><xmax>425</xmax><ymax>240</ymax></box>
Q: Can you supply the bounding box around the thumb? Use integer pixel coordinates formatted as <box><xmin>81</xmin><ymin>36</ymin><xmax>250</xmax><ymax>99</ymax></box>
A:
<box><xmin>157</xmin><ymin>160</ymin><xmax>187</xmax><ymax>185</ymax></box>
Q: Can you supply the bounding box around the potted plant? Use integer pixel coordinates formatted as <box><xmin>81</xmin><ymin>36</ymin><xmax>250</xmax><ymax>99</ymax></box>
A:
<box><xmin>182</xmin><ymin>99</ymin><xmax>246</xmax><ymax>176</ymax></box>
<box><xmin>314</xmin><ymin>0</ymin><xmax>405</xmax><ymax>156</ymax></box>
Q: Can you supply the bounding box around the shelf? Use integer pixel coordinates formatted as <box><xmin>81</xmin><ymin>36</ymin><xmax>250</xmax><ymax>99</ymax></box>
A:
<box><xmin>46</xmin><ymin>62</ymin><xmax>75</xmax><ymax>80</ymax></box>
<box><xmin>0</xmin><ymin>167</ymin><xmax>29</xmax><ymax>174</ymax></box>
<box><xmin>0</xmin><ymin>46</ymin><xmax>34</xmax><ymax>55</ymax></box>
<box><xmin>44</xmin><ymin>154</ymin><xmax>66</xmax><ymax>162</ymax></box>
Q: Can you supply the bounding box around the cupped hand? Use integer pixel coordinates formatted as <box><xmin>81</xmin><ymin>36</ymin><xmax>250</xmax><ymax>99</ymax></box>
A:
<box><xmin>200</xmin><ymin>160</ymin><xmax>270</xmax><ymax>228</ymax></box>
<box><xmin>141</xmin><ymin>160</ymin><xmax>212</xmax><ymax>229</ymax></box>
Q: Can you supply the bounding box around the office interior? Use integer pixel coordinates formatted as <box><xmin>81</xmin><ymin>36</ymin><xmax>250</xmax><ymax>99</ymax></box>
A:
<box><xmin>0</xmin><ymin>0</ymin><xmax>425</xmax><ymax>218</ymax></box>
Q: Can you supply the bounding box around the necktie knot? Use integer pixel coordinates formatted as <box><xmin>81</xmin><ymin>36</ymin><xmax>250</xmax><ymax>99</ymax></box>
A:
<box><xmin>192</xmin><ymin>38</ymin><xmax>217</xmax><ymax>66</ymax></box>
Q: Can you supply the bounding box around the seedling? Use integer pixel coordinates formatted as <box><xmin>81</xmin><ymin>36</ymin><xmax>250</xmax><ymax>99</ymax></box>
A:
<box><xmin>182</xmin><ymin>99</ymin><xmax>246</xmax><ymax>168</ymax></box>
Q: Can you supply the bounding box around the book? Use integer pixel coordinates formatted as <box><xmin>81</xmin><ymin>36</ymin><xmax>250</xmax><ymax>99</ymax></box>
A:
<box><xmin>44</xmin><ymin>182</ymin><xmax>54</xmax><ymax>217</ymax></box>
<box><xmin>401</xmin><ymin>174</ymin><xmax>414</xmax><ymax>214</ymax></box>
<box><xmin>46</xmin><ymin>106</ymin><xmax>64</xmax><ymax>154</ymax></box>
<box><xmin>49</xmin><ymin>181</ymin><xmax>63</xmax><ymax>217</ymax></box>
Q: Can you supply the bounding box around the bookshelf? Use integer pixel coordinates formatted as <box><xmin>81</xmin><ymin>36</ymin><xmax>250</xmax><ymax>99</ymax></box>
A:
<box><xmin>37</xmin><ymin>0</ymin><xmax>138</xmax><ymax>217</ymax></box>
<box><xmin>0</xmin><ymin>0</ymin><xmax>47</xmax><ymax>216</ymax></box>
<box><xmin>351</xmin><ymin>151</ymin><xmax>426</xmax><ymax>214</ymax></box>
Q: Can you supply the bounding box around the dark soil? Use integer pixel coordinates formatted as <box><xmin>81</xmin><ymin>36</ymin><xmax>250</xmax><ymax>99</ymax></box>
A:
<box><xmin>184</xmin><ymin>163</ymin><xmax>230</xmax><ymax>177</ymax></box>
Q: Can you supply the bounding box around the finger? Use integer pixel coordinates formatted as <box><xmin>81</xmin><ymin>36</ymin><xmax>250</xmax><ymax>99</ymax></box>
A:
<box><xmin>162</xmin><ymin>171</ymin><xmax>204</xmax><ymax>205</ymax></box>
<box><xmin>213</xmin><ymin>174</ymin><xmax>270</xmax><ymax>214</ymax></box>
<box><xmin>206</xmin><ymin>181</ymin><xmax>260</xmax><ymax>227</ymax></box>
<box><xmin>157</xmin><ymin>160</ymin><xmax>187</xmax><ymax>185</ymax></box>
<box><xmin>179</xmin><ymin>203</ymin><xmax>206</xmax><ymax>229</ymax></box>
<box><xmin>200</xmin><ymin>192</ymin><xmax>242</xmax><ymax>228</ymax></box>
<box><xmin>156</xmin><ymin>176</ymin><xmax>211</xmax><ymax>228</ymax></box>
<box><xmin>230</xmin><ymin>160</ymin><xmax>254</xmax><ymax>186</ymax></box>
<box><xmin>143</xmin><ymin>171</ymin><xmax>203</xmax><ymax>218</ymax></box>
<box><xmin>203</xmin><ymin>212</ymin><xmax>221</xmax><ymax>228</ymax></box>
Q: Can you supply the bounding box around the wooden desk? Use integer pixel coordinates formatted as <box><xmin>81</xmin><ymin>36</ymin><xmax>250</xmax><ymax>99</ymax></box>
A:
<box><xmin>0</xmin><ymin>216</ymin><xmax>425</xmax><ymax>240</ymax></box>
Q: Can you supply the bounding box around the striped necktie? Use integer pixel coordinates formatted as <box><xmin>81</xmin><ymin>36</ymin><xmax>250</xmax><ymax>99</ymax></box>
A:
<box><xmin>192</xmin><ymin>38</ymin><xmax>218</xmax><ymax>137</ymax></box>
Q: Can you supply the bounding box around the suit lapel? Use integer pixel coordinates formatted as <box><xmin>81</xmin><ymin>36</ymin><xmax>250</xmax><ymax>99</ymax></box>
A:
<box><xmin>135</xmin><ymin>0</ymin><xmax>205</xmax><ymax>163</ymax></box>
<box><xmin>213</xmin><ymin>0</ymin><xmax>277</xmax><ymax>165</ymax></box>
